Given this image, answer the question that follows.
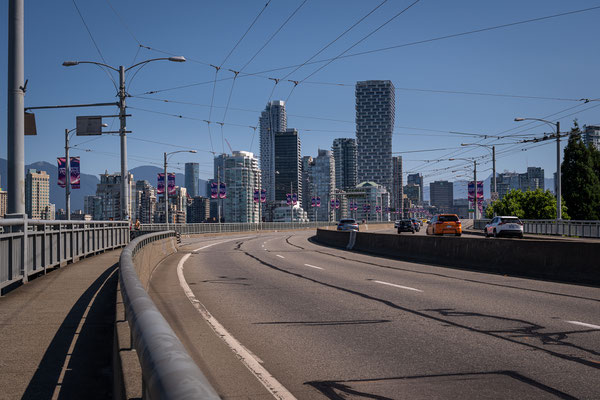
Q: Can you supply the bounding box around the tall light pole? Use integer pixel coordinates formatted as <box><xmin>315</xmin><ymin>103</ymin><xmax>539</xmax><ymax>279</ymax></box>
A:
<box><xmin>461</xmin><ymin>143</ymin><xmax>496</xmax><ymax>199</ymax></box>
<box><xmin>63</xmin><ymin>56</ymin><xmax>186</xmax><ymax>222</ymax></box>
<box><xmin>514</xmin><ymin>117</ymin><xmax>561</xmax><ymax>220</ymax></box>
<box><xmin>164</xmin><ymin>150</ymin><xmax>196</xmax><ymax>228</ymax></box>
<box><xmin>450</xmin><ymin>158</ymin><xmax>479</xmax><ymax>220</ymax></box>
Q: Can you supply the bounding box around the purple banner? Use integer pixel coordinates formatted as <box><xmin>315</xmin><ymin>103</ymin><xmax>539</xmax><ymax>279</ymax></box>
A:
<box><xmin>286</xmin><ymin>193</ymin><xmax>292</xmax><ymax>206</ymax></box>
<box><xmin>70</xmin><ymin>157</ymin><xmax>80</xmax><ymax>189</ymax></box>
<box><xmin>316</xmin><ymin>197</ymin><xmax>321</xmax><ymax>207</ymax></box>
<box><xmin>311</xmin><ymin>197</ymin><xmax>316</xmax><ymax>207</ymax></box>
<box><xmin>57</xmin><ymin>157</ymin><xmax>66</xmax><ymax>188</ymax></box>
<box><xmin>157</xmin><ymin>173</ymin><xmax>165</xmax><ymax>194</ymax></box>
<box><xmin>292</xmin><ymin>193</ymin><xmax>298</xmax><ymax>205</ymax></box>
<box><xmin>210</xmin><ymin>182</ymin><xmax>218</xmax><ymax>199</ymax></box>
<box><xmin>219</xmin><ymin>182</ymin><xmax>227</xmax><ymax>199</ymax></box>
<box><xmin>168</xmin><ymin>173</ymin><xmax>176</xmax><ymax>195</ymax></box>
<box><xmin>335</xmin><ymin>199</ymin><xmax>340</xmax><ymax>209</ymax></box>
<box><xmin>260</xmin><ymin>188</ymin><xmax>267</xmax><ymax>203</ymax></box>
<box><xmin>254</xmin><ymin>189</ymin><xmax>260</xmax><ymax>203</ymax></box>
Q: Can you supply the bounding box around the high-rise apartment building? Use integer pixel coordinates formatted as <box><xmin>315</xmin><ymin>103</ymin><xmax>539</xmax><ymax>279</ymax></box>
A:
<box><xmin>214</xmin><ymin>153</ymin><xmax>229</xmax><ymax>181</ymax></box>
<box><xmin>134</xmin><ymin>180</ymin><xmax>156</xmax><ymax>224</ymax></box>
<box><xmin>259</xmin><ymin>100</ymin><xmax>287</xmax><ymax>202</ymax></box>
<box><xmin>274</xmin><ymin>128</ymin><xmax>301</xmax><ymax>203</ymax></box>
<box><xmin>311</xmin><ymin>149</ymin><xmax>335</xmax><ymax>222</ymax></box>
<box><xmin>430</xmin><ymin>180</ymin><xmax>454</xmax><ymax>211</ymax></box>
<box><xmin>84</xmin><ymin>195</ymin><xmax>103</xmax><ymax>220</ymax></box>
<box><xmin>185</xmin><ymin>162</ymin><xmax>200</xmax><ymax>197</ymax></box>
<box><xmin>583</xmin><ymin>125</ymin><xmax>600</xmax><ymax>150</ymax></box>
<box><xmin>519</xmin><ymin>167</ymin><xmax>544</xmax><ymax>192</ymax></box>
<box><xmin>187</xmin><ymin>196</ymin><xmax>210</xmax><ymax>223</ymax></box>
<box><xmin>95</xmin><ymin>172</ymin><xmax>135</xmax><ymax>221</ymax></box>
<box><xmin>332</xmin><ymin>138</ymin><xmax>357</xmax><ymax>191</ymax></box>
<box><xmin>496</xmin><ymin>172</ymin><xmax>520</xmax><ymax>199</ymax></box>
<box><xmin>301</xmin><ymin>156</ymin><xmax>314</xmax><ymax>213</ymax></box>
<box><xmin>392</xmin><ymin>156</ymin><xmax>403</xmax><ymax>213</ymax></box>
<box><xmin>223</xmin><ymin>151</ymin><xmax>261</xmax><ymax>223</ymax></box>
<box><xmin>25</xmin><ymin>169</ymin><xmax>53</xmax><ymax>219</ymax></box>
<box><xmin>355</xmin><ymin>80</ymin><xmax>395</xmax><ymax>192</ymax></box>
<box><xmin>407</xmin><ymin>173</ymin><xmax>424</xmax><ymax>204</ymax></box>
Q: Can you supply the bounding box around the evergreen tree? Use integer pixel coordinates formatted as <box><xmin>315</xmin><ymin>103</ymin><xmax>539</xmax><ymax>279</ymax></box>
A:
<box><xmin>561</xmin><ymin>123</ymin><xmax>600</xmax><ymax>220</ymax></box>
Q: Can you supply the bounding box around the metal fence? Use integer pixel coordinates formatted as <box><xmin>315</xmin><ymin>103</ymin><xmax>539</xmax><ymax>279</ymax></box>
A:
<box><xmin>119</xmin><ymin>231</ymin><xmax>219</xmax><ymax>399</ymax></box>
<box><xmin>139</xmin><ymin>220</ymin><xmax>393</xmax><ymax>235</ymax></box>
<box><xmin>473</xmin><ymin>219</ymin><xmax>600</xmax><ymax>238</ymax></box>
<box><xmin>0</xmin><ymin>218</ymin><xmax>129</xmax><ymax>294</ymax></box>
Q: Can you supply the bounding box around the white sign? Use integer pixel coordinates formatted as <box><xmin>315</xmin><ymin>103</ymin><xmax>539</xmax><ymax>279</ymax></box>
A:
<box><xmin>76</xmin><ymin>116</ymin><xmax>103</xmax><ymax>136</ymax></box>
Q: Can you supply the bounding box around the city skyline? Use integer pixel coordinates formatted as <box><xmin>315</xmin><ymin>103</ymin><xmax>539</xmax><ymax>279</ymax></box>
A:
<box><xmin>2</xmin><ymin>1</ymin><xmax>599</xmax><ymax>191</ymax></box>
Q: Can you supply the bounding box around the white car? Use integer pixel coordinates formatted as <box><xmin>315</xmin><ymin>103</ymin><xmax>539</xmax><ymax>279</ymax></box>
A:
<box><xmin>484</xmin><ymin>216</ymin><xmax>524</xmax><ymax>238</ymax></box>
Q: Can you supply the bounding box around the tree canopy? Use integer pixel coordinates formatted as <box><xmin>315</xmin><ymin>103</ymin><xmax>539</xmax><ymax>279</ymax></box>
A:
<box><xmin>485</xmin><ymin>188</ymin><xmax>568</xmax><ymax>219</ymax></box>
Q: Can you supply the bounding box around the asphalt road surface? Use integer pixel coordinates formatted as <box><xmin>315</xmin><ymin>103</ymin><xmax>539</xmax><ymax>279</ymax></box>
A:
<box><xmin>148</xmin><ymin>230</ymin><xmax>600</xmax><ymax>399</ymax></box>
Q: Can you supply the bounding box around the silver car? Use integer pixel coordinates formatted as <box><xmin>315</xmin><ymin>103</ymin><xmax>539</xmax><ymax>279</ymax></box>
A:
<box><xmin>485</xmin><ymin>216</ymin><xmax>524</xmax><ymax>238</ymax></box>
<box><xmin>337</xmin><ymin>218</ymin><xmax>359</xmax><ymax>232</ymax></box>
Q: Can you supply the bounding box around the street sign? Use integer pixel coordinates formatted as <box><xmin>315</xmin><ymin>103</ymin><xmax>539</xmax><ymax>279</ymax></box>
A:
<box><xmin>76</xmin><ymin>116</ymin><xmax>103</xmax><ymax>135</ymax></box>
<box><xmin>25</xmin><ymin>112</ymin><xmax>37</xmax><ymax>135</ymax></box>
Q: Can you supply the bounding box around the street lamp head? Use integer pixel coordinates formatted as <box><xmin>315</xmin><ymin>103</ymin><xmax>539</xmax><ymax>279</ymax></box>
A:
<box><xmin>101</xmin><ymin>123</ymin><xmax>108</xmax><ymax>127</ymax></box>
<box><xmin>62</xmin><ymin>61</ymin><xmax>79</xmax><ymax>67</ymax></box>
<box><xmin>189</xmin><ymin>150</ymin><xmax>197</xmax><ymax>153</ymax></box>
<box><xmin>514</xmin><ymin>117</ymin><xmax>525</xmax><ymax>122</ymax></box>
<box><xmin>168</xmin><ymin>56</ymin><xmax>186</xmax><ymax>63</ymax></box>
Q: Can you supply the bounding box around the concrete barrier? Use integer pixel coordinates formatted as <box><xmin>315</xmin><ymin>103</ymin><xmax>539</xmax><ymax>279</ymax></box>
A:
<box><xmin>316</xmin><ymin>229</ymin><xmax>600</xmax><ymax>286</ymax></box>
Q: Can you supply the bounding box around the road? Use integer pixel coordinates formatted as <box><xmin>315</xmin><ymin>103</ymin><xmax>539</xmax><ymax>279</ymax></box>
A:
<box><xmin>148</xmin><ymin>230</ymin><xmax>600</xmax><ymax>399</ymax></box>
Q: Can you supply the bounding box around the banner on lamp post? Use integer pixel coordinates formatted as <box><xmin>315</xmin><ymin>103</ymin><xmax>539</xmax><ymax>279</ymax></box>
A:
<box><xmin>210</xmin><ymin>182</ymin><xmax>218</xmax><ymax>199</ymax></box>
<box><xmin>57</xmin><ymin>157</ymin><xmax>66</xmax><ymax>188</ymax></box>
<box><xmin>219</xmin><ymin>182</ymin><xmax>227</xmax><ymax>199</ymax></box>
<box><xmin>70</xmin><ymin>157</ymin><xmax>80</xmax><ymax>189</ymax></box>
<box><xmin>157</xmin><ymin>173</ymin><xmax>165</xmax><ymax>194</ymax></box>
<box><xmin>292</xmin><ymin>193</ymin><xmax>298</xmax><ymax>205</ymax></box>
<box><xmin>316</xmin><ymin>197</ymin><xmax>321</xmax><ymax>207</ymax></box>
<box><xmin>167</xmin><ymin>173</ymin><xmax>176</xmax><ymax>195</ymax></box>
<box><xmin>311</xmin><ymin>197</ymin><xmax>316</xmax><ymax>207</ymax></box>
<box><xmin>286</xmin><ymin>193</ymin><xmax>292</xmax><ymax>206</ymax></box>
<box><xmin>260</xmin><ymin>188</ymin><xmax>267</xmax><ymax>203</ymax></box>
<box><xmin>253</xmin><ymin>189</ymin><xmax>260</xmax><ymax>203</ymax></box>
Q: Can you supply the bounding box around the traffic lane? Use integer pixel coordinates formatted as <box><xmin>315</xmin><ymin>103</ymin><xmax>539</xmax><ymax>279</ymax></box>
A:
<box><xmin>187</xmin><ymin>235</ymin><xmax>600</xmax><ymax>399</ymax></box>
<box><xmin>262</xmin><ymin>233</ymin><xmax>600</xmax><ymax>364</ymax></box>
<box><xmin>147</xmin><ymin>234</ymin><xmax>282</xmax><ymax>399</ymax></box>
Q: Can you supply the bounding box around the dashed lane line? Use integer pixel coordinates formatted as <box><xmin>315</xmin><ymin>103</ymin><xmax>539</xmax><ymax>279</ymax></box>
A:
<box><xmin>276</xmin><ymin>254</ymin><xmax>285</xmax><ymax>259</ymax></box>
<box><xmin>373</xmin><ymin>280</ymin><xmax>423</xmax><ymax>292</ymax></box>
<box><xmin>565</xmin><ymin>320</ymin><xmax>600</xmax><ymax>330</ymax></box>
<box><xmin>304</xmin><ymin>264</ymin><xmax>323</xmax><ymax>270</ymax></box>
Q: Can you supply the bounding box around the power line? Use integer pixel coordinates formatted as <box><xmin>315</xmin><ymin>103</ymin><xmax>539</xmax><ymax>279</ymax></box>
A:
<box><xmin>104</xmin><ymin>0</ymin><xmax>140</xmax><ymax>45</ymax></box>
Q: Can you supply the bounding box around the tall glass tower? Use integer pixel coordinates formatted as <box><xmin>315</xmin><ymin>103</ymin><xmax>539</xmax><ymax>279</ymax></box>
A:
<box><xmin>259</xmin><ymin>100</ymin><xmax>287</xmax><ymax>202</ymax></box>
<box><xmin>184</xmin><ymin>162</ymin><xmax>200</xmax><ymax>197</ymax></box>
<box><xmin>355</xmin><ymin>80</ymin><xmax>395</xmax><ymax>192</ymax></box>
<box><xmin>332</xmin><ymin>138</ymin><xmax>357</xmax><ymax>191</ymax></box>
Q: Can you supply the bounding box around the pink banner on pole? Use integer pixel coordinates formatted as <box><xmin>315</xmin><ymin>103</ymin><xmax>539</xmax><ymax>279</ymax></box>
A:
<box><xmin>260</xmin><ymin>189</ymin><xmax>267</xmax><ymax>203</ymax></box>
<box><xmin>70</xmin><ymin>157</ymin><xmax>80</xmax><ymax>189</ymax></box>
<box><xmin>167</xmin><ymin>173</ymin><xmax>176</xmax><ymax>195</ymax></box>
<box><xmin>157</xmin><ymin>173</ymin><xmax>165</xmax><ymax>194</ymax></box>
<box><xmin>210</xmin><ymin>182</ymin><xmax>218</xmax><ymax>199</ymax></box>
<box><xmin>219</xmin><ymin>182</ymin><xmax>227</xmax><ymax>199</ymax></box>
<box><xmin>57</xmin><ymin>157</ymin><xmax>66</xmax><ymax>188</ymax></box>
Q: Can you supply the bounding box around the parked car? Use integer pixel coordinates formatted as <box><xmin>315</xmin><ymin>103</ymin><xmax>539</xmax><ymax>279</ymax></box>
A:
<box><xmin>484</xmin><ymin>216</ymin><xmax>524</xmax><ymax>238</ymax></box>
<box><xmin>397</xmin><ymin>219</ymin><xmax>416</xmax><ymax>234</ymax></box>
<box><xmin>337</xmin><ymin>218</ymin><xmax>359</xmax><ymax>232</ymax></box>
<box><xmin>410</xmin><ymin>218</ymin><xmax>421</xmax><ymax>232</ymax></box>
<box><xmin>426</xmin><ymin>214</ymin><xmax>462</xmax><ymax>236</ymax></box>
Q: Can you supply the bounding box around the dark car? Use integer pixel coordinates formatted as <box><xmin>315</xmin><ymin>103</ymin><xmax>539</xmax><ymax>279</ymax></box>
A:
<box><xmin>397</xmin><ymin>219</ymin><xmax>416</xmax><ymax>234</ymax></box>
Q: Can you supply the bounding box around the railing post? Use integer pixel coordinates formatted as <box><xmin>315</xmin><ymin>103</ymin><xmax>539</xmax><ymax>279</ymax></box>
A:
<box><xmin>22</xmin><ymin>215</ymin><xmax>28</xmax><ymax>283</ymax></box>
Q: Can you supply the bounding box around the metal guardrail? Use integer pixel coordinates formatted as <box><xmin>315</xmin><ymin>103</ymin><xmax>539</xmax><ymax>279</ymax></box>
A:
<box><xmin>473</xmin><ymin>219</ymin><xmax>600</xmax><ymax>238</ymax></box>
<box><xmin>119</xmin><ymin>231</ymin><xmax>219</xmax><ymax>400</ymax></box>
<box><xmin>140</xmin><ymin>221</ymin><xmax>392</xmax><ymax>234</ymax></box>
<box><xmin>0</xmin><ymin>218</ymin><xmax>129</xmax><ymax>294</ymax></box>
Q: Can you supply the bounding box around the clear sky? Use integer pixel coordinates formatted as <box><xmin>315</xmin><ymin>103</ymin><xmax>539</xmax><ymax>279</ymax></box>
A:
<box><xmin>1</xmin><ymin>0</ymin><xmax>599</xmax><ymax>187</ymax></box>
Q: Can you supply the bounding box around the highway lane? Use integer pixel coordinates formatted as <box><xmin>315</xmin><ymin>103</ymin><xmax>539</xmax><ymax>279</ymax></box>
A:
<box><xmin>149</xmin><ymin>230</ymin><xmax>600</xmax><ymax>399</ymax></box>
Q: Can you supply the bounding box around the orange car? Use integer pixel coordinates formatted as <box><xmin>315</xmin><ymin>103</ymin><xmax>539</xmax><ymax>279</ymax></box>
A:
<box><xmin>426</xmin><ymin>214</ymin><xmax>462</xmax><ymax>236</ymax></box>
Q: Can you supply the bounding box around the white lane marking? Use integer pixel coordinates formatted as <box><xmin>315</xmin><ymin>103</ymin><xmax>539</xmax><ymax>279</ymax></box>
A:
<box><xmin>192</xmin><ymin>236</ymin><xmax>253</xmax><ymax>252</ymax></box>
<box><xmin>304</xmin><ymin>264</ymin><xmax>323</xmax><ymax>270</ymax></box>
<box><xmin>276</xmin><ymin>254</ymin><xmax>285</xmax><ymax>259</ymax></box>
<box><xmin>565</xmin><ymin>320</ymin><xmax>600</xmax><ymax>330</ymax></box>
<box><xmin>178</xmin><ymin>251</ymin><xmax>297</xmax><ymax>400</ymax></box>
<box><xmin>374</xmin><ymin>280</ymin><xmax>423</xmax><ymax>292</ymax></box>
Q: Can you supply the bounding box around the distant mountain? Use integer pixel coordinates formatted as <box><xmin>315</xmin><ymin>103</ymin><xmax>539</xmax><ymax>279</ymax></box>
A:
<box><xmin>0</xmin><ymin>158</ymin><xmax>99</xmax><ymax>211</ymax></box>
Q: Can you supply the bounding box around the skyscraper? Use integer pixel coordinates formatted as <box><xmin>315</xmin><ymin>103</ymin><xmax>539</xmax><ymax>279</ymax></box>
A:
<box><xmin>223</xmin><ymin>151</ymin><xmax>261</xmax><ymax>223</ymax></box>
<box><xmin>25</xmin><ymin>169</ymin><xmax>53</xmax><ymax>219</ymax></box>
<box><xmin>355</xmin><ymin>80</ymin><xmax>395</xmax><ymax>192</ymax></box>
<box><xmin>407</xmin><ymin>173</ymin><xmax>424</xmax><ymax>204</ymax></box>
<box><xmin>583</xmin><ymin>125</ymin><xmax>600</xmax><ymax>150</ymax></box>
<box><xmin>274</xmin><ymin>128</ymin><xmax>301</xmax><ymax>203</ymax></box>
<box><xmin>259</xmin><ymin>100</ymin><xmax>287</xmax><ymax>202</ymax></box>
<box><xmin>332</xmin><ymin>138</ymin><xmax>357</xmax><ymax>191</ymax></box>
<box><xmin>301</xmin><ymin>156</ymin><xmax>314</xmax><ymax>213</ymax></box>
<box><xmin>519</xmin><ymin>167</ymin><xmax>544</xmax><ymax>192</ymax></box>
<box><xmin>95</xmin><ymin>171</ymin><xmax>135</xmax><ymax>221</ymax></box>
<box><xmin>214</xmin><ymin>153</ymin><xmax>229</xmax><ymax>181</ymax></box>
<box><xmin>392</xmin><ymin>156</ymin><xmax>403</xmax><ymax>213</ymax></box>
<box><xmin>430</xmin><ymin>181</ymin><xmax>454</xmax><ymax>211</ymax></box>
<box><xmin>312</xmin><ymin>149</ymin><xmax>335</xmax><ymax>222</ymax></box>
<box><xmin>185</xmin><ymin>162</ymin><xmax>200</xmax><ymax>197</ymax></box>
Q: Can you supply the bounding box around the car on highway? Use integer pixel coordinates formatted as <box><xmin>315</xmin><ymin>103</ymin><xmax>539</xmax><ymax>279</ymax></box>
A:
<box><xmin>426</xmin><ymin>214</ymin><xmax>462</xmax><ymax>236</ymax></box>
<box><xmin>484</xmin><ymin>216</ymin><xmax>524</xmax><ymax>238</ymax></box>
<box><xmin>337</xmin><ymin>218</ymin><xmax>359</xmax><ymax>232</ymax></box>
<box><xmin>397</xmin><ymin>219</ymin><xmax>416</xmax><ymax>234</ymax></box>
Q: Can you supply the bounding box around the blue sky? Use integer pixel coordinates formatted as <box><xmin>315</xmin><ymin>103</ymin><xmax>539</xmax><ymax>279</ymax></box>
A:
<box><xmin>1</xmin><ymin>0</ymin><xmax>599</xmax><ymax>187</ymax></box>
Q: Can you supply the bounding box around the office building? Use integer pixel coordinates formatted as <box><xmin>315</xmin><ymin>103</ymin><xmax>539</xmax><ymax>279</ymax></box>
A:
<box><xmin>496</xmin><ymin>172</ymin><xmax>520</xmax><ymax>199</ymax></box>
<box><xmin>25</xmin><ymin>169</ymin><xmax>54</xmax><ymax>220</ymax></box>
<box><xmin>259</xmin><ymin>100</ymin><xmax>287</xmax><ymax>202</ymax></box>
<box><xmin>404</xmin><ymin>183</ymin><xmax>421</xmax><ymax>204</ymax></box>
<box><xmin>392</xmin><ymin>156</ymin><xmax>403</xmax><ymax>214</ymax></box>
<box><xmin>301</xmin><ymin>156</ymin><xmax>314</xmax><ymax>213</ymax></box>
<box><xmin>223</xmin><ymin>151</ymin><xmax>261</xmax><ymax>223</ymax></box>
<box><xmin>332</xmin><ymin>138</ymin><xmax>357</xmax><ymax>191</ymax></box>
<box><xmin>84</xmin><ymin>195</ymin><xmax>103</xmax><ymax>220</ymax></box>
<box><xmin>274</xmin><ymin>128</ymin><xmax>301</xmax><ymax>203</ymax></box>
<box><xmin>519</xmin><ymin>167</ymin><xmax>545</xmax><ymax>192</ymax></box>
<box><xmin>187</xmin><ymin>196</ymin><xmax>210</xmax><ymax>223</ymax></box>
<box><xmin>430</xmin><ymin>180</ymin><xmax>454</xmax><ymax>211</ymax></box>
<box><xmin>355</xmin><ymin>80</ymin><xmax>395</xmax><ymax>192</ymax></box>
<box><xmin>583</xmin><ymin>125</ymin><xmax>600</xmax><ymax>150</ymax></box>
<box><xmin>214</xmin><ymin>153</ymin><xmax>229</xmax><ymax>181</ymax></box>
<box><xmin>95</xmin><ymin>171</ymin><xmax>135</xmax><ymax>221</ymax></box>
<box><xmin>311</xmin><ymin>149</ymin><xmax>335</xmax><ymax>222</ymax></box>
<box><xmin>407</xmin><ymin>173</ymin><xmax>424</xmax><ymax>204</ymax></box>
<box><xmin>185</xmin><ymin>162</ymin><xmax>200</xmax><ymax>197</ymax></box>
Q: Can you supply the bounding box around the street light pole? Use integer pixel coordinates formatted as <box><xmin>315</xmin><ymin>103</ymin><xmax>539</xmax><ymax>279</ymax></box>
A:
<box><xmin>119</xmin><ymin>66</ymin><xmax>129</xmax><ymax>222</ymax></box>
<box><xmin>514</xmin><ymin>117</ymin><xmax>561</xmax><ymax>220</ymax></box>
<box><xmin>474</xmin><ymin>159</ymin><xmax>478</xmax><ymax>221</ymax></box>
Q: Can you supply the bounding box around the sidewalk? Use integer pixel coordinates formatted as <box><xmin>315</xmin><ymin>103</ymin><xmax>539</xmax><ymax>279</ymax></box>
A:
<box><xmin>0</xmin><ymin>250</ymin><xmax>121</xmax><ymax>399</ymax></box>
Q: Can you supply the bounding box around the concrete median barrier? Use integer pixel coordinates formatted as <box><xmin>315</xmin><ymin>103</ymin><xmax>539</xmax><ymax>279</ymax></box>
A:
<box><xmin>316</xmin><ymin>229</ymin><xmax>600</xmax><ymax>286</ymax></box>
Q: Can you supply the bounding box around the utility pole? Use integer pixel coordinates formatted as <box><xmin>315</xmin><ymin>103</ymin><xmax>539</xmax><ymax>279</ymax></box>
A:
<box><xmin>7</xmin><ymin>0</ymin><xmax>25</xmax><ymax>216</ymax></box>
<box><xmin>556</xmin><ymin>121</ymin><xmax>561</xmax><ymax>220</ymax></box>
<box><xmin>290</xmin><ymin>181</ymin><xmax>293</xmax><ymax>224</ymax></box>
<box><xmin>118</xmin><ymin>66</ymin><xmax>130</xmax><ymax>222</ymax></box>
<box><xmin>492</xmin><ymin>145</ymin><xmax>497</xmax><ymax>196</ymax></box>
<box><xmin>65</xmin><ymin>129</ymin><xmax>71</xmax><ymax>220</ymax></box>
<box><xmin>217</xmin><ymin>167</ymin><xmax>221</xmax><ymax>229</ymax></box>
<box><xmin>164</xmin><ymin>152</ymin><xmax>169</xmax><ymax>229</ymax></box>
<box><xmin>474</xmin><ymin>160</ymin><xmax>478</xmax><ymax>221</ymax></box>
